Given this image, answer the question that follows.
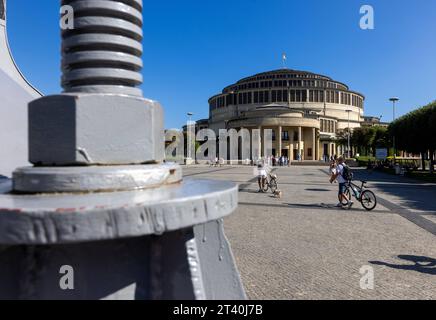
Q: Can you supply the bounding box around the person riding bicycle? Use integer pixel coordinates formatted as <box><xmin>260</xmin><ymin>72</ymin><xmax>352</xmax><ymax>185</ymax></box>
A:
<box><xmin>330</xmin><ymin>157</ymin><xmax>353</xmax><ymax>209</ymax></box>
<box><xmin>257</xmin><ymin>163</ymin><xmax>268</xmax><ymax>193</ymax></box>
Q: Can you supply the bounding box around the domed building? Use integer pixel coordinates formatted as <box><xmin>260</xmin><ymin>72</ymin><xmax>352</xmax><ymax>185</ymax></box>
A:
<box><xmin>207</xmin><ymin>69</ymin><xmax>364</xmax><ymax>161</ymax></box>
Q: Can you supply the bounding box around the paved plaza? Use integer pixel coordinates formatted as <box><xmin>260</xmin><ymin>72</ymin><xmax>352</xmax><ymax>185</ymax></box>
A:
<box><xmin>183</xmin><ymin>165</ymin><xmax>436</xmax><ymax>300</ymax></box>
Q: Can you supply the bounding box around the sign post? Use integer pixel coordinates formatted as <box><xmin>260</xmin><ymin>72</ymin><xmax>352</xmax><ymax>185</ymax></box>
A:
<box><xmin>376</xmin><ymin>148</ymin><xmax>388</xmax><ymax>160</ymax></box>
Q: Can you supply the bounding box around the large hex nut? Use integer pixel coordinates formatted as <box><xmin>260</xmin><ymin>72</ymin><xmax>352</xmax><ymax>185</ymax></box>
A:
<box><xmin>29</xmin><ymin>94</ymin><xmax>164</xmax><ymax>166</ymax></box>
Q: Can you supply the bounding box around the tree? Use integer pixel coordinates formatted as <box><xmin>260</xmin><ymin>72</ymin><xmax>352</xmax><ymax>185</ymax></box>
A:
<box><xmin>389</xmin><ymin>101</ymin><xmax>436</xmax><ymax>173</ymax></box>
<box><xmin>371</xmin><ymin>127</ymin><xmax>390</xmax><ymax>156</ymax></box>
<box><xmin>351</xmin><ymin>127</ymin><xmax>373</xmax><ymax>156</ymax></box>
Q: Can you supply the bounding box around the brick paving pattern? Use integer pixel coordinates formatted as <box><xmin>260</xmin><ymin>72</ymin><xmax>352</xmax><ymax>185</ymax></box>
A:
<box><xmin>183</xmin><ymin>165</ymin><xmax>436</xmax><ymax>300</ymax></box>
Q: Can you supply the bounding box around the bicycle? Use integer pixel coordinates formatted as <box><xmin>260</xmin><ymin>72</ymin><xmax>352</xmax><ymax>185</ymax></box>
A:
<box><xmin>262</xmin><ymin>173</ymin><xmax>278</xmax><ymax>193</ymax></box>
<box><xmin>338</xmin><ymin>180</ymin><xmax>377</xmax><ymax>211</ymax></box>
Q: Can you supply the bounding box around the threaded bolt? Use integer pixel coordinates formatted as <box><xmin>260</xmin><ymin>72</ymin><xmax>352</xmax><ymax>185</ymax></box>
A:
<box><xmin>61</xmin><ymin>0</ymin><xmax>143</xmax><ymax>96</ymax></box>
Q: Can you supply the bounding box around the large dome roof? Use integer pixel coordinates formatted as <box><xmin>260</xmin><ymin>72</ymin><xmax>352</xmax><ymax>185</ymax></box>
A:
<box><xmin>238</xmin><ymin>68</ymin><xmax>332</xmax><ymax>82</ymax></box>
<box><xmin>221</xmin><ymin>68</ymin><xmax>350</xmax><ymax>94</ymax></box>
<box><xmin>218</xmin><ymin>68</ymin><xmax>349</xmax><ymax>94</ymax></box>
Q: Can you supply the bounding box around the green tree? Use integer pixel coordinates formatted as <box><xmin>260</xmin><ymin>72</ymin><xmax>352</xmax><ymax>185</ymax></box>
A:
<box><xmin>371</xmin><ymin>127</ymin><xmax>390</xmax><ymax>156</ymax></box>
<box><xmin>389</xmin><ymin>101</ymin><xmax>436</xmax><ymax>173</ymax></box>
<box><xmin>351</xmin><ymin>127</ymin><xmax>372</xmax><ymax>156</ymax></box>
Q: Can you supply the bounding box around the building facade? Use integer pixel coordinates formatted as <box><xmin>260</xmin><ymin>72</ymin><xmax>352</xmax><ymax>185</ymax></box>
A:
<box><xmin>361</xmin><ymin>116</ymin><xmax>389</xmax><ymax>128</ymax></box>
<box><xmin>207</xmin><ymin>69</ymin><xmax>365</xmax><ymax>161</ymax></box>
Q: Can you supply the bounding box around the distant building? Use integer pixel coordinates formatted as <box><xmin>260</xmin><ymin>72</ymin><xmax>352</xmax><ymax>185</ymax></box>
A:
<box><xmin>206</xmin><ymin>69</ymin><xmax>365</xmax><ymax>160</ymax></box>
<box><xmin>182</xmin><ymin>118</ymin><xmax>209</xmax><ymax>134</ymax></box>
<box><xmin>361</xmin><ymin>116</ymin><xmax>389</xmax><ymax>128</ymax></box>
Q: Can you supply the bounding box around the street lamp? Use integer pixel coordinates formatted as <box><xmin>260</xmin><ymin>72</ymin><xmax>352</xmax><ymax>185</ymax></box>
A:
<box><xmin>187</xmin><ymin>112</ymin><xmax>194</xmax><ymax>124</ymax></box>
<box><xmin>230</xmin><ymin>90</ymin><xmax>238</xmax><ymax>115</ymax></box>
<box><xmin>187</xmin><ymin>112</ymin><xmax>194</xmax><ymax>161</ymax></box>
<box><xmin>389</xmin><ymin>97</ymin><xmax>399</xmax><ymax>159</ymax></box>
<box><xmin>346</xmin><ymin>109</ymin><xmax>352</xmax><ymax>159</ymax></box>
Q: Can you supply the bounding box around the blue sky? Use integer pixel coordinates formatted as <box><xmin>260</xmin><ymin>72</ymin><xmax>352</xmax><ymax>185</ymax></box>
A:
<box><xmin>7</xmin><ymin>0</ymin><xmax>436</xmax><ymax>129</ymax></box>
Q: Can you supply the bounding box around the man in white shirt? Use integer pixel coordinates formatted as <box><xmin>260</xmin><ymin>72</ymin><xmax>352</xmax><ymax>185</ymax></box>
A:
<box><xmin>330</xmin><ymin>157</ymin><xmax>353</xmax><ymax>209</ymax></box>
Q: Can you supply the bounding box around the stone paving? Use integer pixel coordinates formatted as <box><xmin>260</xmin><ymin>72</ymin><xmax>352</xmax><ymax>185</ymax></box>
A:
<box><xmin>183</xmin><ymin>165</ymin><xmax>436</xmax><ymax>300</ymax></box>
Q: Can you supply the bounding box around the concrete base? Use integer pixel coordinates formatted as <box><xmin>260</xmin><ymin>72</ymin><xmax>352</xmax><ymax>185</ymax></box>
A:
<box><xmin>0</xmin><ymin>177</ymin><xmax>246</xmax><ymax>300</ymax></box>
<box><xmin>0</xmin><ymin>221</ymin><xmax>245</xmax><ymax>300</ymax></box>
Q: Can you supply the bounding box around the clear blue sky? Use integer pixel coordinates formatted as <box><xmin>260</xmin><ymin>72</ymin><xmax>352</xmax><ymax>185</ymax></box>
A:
<box><xmin>7</xmin><ymin>0</ymin><xmax>436</xmax><ymax>129</ymax></box>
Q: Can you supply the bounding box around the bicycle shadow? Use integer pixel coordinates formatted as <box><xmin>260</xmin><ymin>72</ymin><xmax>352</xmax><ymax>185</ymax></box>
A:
<box><xmin>285</xmin><ymin>202</ymin><xmax>392</xmax><ymax>214</ymax></box>
<box><xmin>305</xmin><ymin>188</ymin><xmax>331</xmax><ymax>192</ymax></box>
<box><xmin>370</xmin><ymin>255</ymin><xmax>436</xmax><ymax>276</ymax></box>
<box><xmin>352</xmin><ymin>169</ymin><xmax>436</xmax><ymax>213</ymax></box>
<box><xmin>287</xmin><ymin>203</ymin><xmax>361</xmax><ymax>212</ymax></box>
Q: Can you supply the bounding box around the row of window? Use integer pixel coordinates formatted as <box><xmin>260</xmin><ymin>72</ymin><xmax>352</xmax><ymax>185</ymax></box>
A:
<box><xmin>271</xmin><ymin>130</ymin><xmax>294</xmax><ymax>142</ymax></box>
<box><xmin>320</xmin><ymin>119</ymin><xmax>336</xmax><ymax>133</ymax></box>
<box><xmin>342</xmin><ymin>92</ymin><xmax>363</xmax><ymax>107</ymax></box>
<box><xmin>352</xmin><ymin>95</ymin><xmax>363</xmax><ymax>108</ymax></box>
<box><xmin>229</xmin><ymin>125</ymin><xmax>336</xmax><ymax>140</ymax></box>
<box><xmin>325</xmin><ymin>90</ymin><xmax>340</xmax><ymax>104</ymax></box>
<box><xmin>309</xmin><ymin>90</ymin><xmax>325</xmax><ymax>103</ymax></box>
<box><xmin>227</xmin><ymin>80</ymin><xmax>347</xmax><ymax>92</ymax></box>
<box><xmin>271</xmin><ymin>90</ymin><xmax>308</xmax><ymax>103</ymax></box>
<box><xmin>245</xmin><ymin>72</ymin><xmax>327</xmax><ymax>82</ymax></box>
<box><xmin>210</xmin><ymin>90</ymin><xmax>363</xmax><ymax>109</ymax></box>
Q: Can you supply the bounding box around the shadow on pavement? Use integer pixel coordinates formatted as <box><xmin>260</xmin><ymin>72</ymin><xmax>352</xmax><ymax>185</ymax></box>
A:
<box><xmin>286</xmin><ymin>203</ymin><xmax>382</xmax><ymax>213</ymax></box>
<box><xmin>352</xmin><ymin>169</ymin><xmax>436</xmax><ymax>213</ymax></box>
<box><xmin>370</xmin><ymin>255</ymin><xmax>436</xmax><ymax>276</ymax></box>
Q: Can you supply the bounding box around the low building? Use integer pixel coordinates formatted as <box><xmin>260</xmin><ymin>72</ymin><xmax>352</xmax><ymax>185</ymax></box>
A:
<box><xmin>361</xmin><ymin>116</ymin><xmax>389</xmax><ymax>128</ymax></box>
<box><xmin>182</xmin><ymin>118</ymin><xmax>209</xmax><ymax>134</ymax></box>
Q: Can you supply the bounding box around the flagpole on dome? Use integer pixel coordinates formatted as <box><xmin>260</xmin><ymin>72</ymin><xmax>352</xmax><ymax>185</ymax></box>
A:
<box><xmin>282</xmin><ymin>52</ymin><xmax>287</xmax><ymax>69</ymax></box>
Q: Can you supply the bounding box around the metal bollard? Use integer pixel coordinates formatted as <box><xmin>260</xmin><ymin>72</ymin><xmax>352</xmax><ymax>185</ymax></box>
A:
<box><xmin>0</xmin><ymin>0</ymin><xmax>246</xmax><ymax>300</ymax></box>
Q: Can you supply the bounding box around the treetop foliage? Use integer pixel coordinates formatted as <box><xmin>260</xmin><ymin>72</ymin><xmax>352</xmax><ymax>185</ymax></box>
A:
<box><xmin>389</xmin><ymin>101</ymin><xmax>436</xmax><ymax>154</ymax></box>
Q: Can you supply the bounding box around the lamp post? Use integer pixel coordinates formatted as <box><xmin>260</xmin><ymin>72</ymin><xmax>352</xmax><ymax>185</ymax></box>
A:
<box><xmin>187</xmin><ymin>112</ymin><xmax>194</xmax><ymax>162</ymax></box>
<box><xmin>389</xmin><ymin>97</ymin><xmax>399</xmax><ymax>160</ymax></box>
<box><xmin>346</xmin><ymin>109</ymin><xmax>352</xmax><ymax>159</ymax></box>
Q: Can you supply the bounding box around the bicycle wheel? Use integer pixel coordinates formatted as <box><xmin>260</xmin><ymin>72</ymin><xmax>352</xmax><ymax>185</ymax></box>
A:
<box><xmin>338</xmin><ymin>188</ymin><xmax>351</xmax><ymax>205</ymax></box>
<box><xmin>270</xmin><ymin>179</ymin><xmax>278</xmax><ymax>193</ymax></box>
<box><xmin>262</xmin><ymin>179</ymin><xmax>269</xmax><ymax>192</ymax></box>
<box><xmin>361</xmin><ymin>190</ymin><xmax>377</xmax><ymax>211</ymax></box>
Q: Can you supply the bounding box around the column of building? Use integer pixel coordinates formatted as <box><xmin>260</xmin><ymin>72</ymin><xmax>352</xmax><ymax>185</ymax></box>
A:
<box><xmin>312</xmin><ymin>128</ymin><xmax>316</xmax><ymax>160</ymax></box>
<box><xmin>258</xmin><ymin>126</ymin><xmax>262</xmax><ymax>160</ymax></box>
<box><xmin>316</xmin><ymin>131</ymin><xmax>321</xmax><ymax>161</ymax></box>
<box><xmin>298</xmin><ymin>126</ymin><xmax>303</xmax><ymax>161</ymax></box>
